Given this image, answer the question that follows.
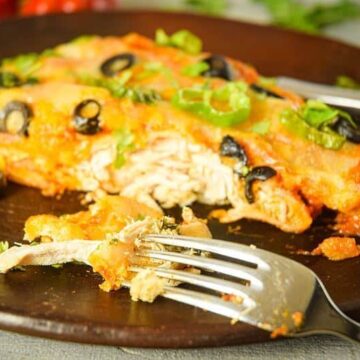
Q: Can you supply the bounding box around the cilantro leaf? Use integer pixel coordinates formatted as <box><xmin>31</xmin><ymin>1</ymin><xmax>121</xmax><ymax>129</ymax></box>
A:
<box><xmin>0</xmin><ymin>241</ymin><xmax>9</xmax><ymax>253</ymax></box>
<box><xmin>181</xmin><ymin>62</ymin><xmax>210</xmax><ymax>77</ymax></box>
<box><xmin>251</xmin><ymin>120</ymin><xmax>271</xmax><ymax>135</ymax></box>
<box><xmin>114</xmin><ymin>129</ymin><xmax>135</xmax><ymax>169</ymax></box>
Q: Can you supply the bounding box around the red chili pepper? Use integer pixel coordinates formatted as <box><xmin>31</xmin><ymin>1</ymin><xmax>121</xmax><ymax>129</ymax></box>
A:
<box><xmin>60</xmin><ymin>0</ymin><xmax>91</xmax><ymax>13</ymax></box>
<box><xmin>90</xmin><ymin>0</ymin><xmax>116</xmax><ymax>10</ymax></box>
<box><xmin>20</xmin><ymin>0</ymin><xmax>61</xmax><ymax>16</ymax></box>
<box><xmin>20</xmin><ymin>0</ymin><xmax>97</xmax><ymax>16</ymax></box>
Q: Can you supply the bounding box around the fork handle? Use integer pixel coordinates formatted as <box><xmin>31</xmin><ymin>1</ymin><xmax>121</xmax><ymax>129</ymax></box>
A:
<box><xmin>276</xmin><ymin>77</ymin><xmax>360</xmax><ymax>110</ymax></box>
<box><xmin>298</xmin><ymin>282</ymin><xmax>360</xmax><ymax>343</ymax></box>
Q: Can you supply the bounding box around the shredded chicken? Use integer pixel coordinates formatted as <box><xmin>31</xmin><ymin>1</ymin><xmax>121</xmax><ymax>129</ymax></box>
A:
<box><xmin>114</xmin><ymin>134</ymin><xmax>311</xmax><ymax>233</ymax></box>
<box><xmin>130</xmin><ymin>269</ymin><xmax>167</xmax><ymax>303</ymax></box>
<box><xmin>0</xmin><ymin>199</ymin><xmax>211</xmax><ymax>303</ymax></box>
<box><xmin>0</xmin><ymin>241</ymin><xmax>99</xmax><ymax>273</ymax></box>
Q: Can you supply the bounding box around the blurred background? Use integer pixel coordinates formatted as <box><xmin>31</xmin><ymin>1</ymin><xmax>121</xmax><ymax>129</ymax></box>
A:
<box><xmin>0</xmin><ymin>0</ymin><xmax>359</xmax><ymax>46</ymax></box>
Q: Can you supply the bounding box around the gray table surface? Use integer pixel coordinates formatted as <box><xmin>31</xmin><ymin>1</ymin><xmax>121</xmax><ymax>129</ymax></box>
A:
<box><xmin>1</xmin><ymin>1</ymin><xmax>360</xmax><ymax>358</ymax></box>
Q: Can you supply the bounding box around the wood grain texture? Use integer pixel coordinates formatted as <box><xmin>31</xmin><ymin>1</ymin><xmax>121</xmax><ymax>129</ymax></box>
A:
<box><xmin>0</xmin><ymin>11</ymin><xmax>359</xmax><ymax>348</ymax></box>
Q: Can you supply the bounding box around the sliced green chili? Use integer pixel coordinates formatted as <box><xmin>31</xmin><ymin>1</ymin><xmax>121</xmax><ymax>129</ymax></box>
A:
<box><xmin>280</xmin><ymin>108</ymin><xmax>346</xmax><ymax>150</ymax></box>
<box><xmin>172</xmin><ymin>82</ymin><xmax>251</xmax><ymax>127</ymax></box>
<box><xmin>155</xmin><ymin>29</ymin><xmax>202</xmax><ymax>55</ymax></box>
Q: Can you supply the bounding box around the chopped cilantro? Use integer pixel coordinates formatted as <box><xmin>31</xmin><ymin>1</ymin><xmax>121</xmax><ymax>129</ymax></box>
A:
<box><xmin>137</xmin><ymin>61</ymin><xmax>178</xmax><ymax>88</ymax></box>
<box><xmin>258</xmin><ymin>76</ymin><xmax>276</xmax><ymax>87</ymax></box>
<box><xmin>70</xmin><ymin>35</ymin><xmax>97</xmax><ymax>44</ymax></box>
<box><xmin>1</xmin><ymin>47</ymin><xmax>59</xmax><ymax>83</ymax></box>
<box><xmin>2</xmin><ymin>53</ymin><xmax>42</xmax><ymax>77</ymax></box>
<box><xmin>30</xmin><ymin>241</ymin><xmax>41</xmax><ymax>246</ymax></box>
<box><xmin>136</xmin><ymin>214</ymin><xmax>146</xmax><ymax>221</ymax></box>
<box><xmin>181</xmin><ymin>62</ymin><xmax>209</xmax><ymax>77</ymax></box>
<box><xmin>251</xmin><ymin>120</ymin><xmax>271</xmax><ymax>135</ymax></box>
<box><xmin>40</xmin><ymin>48</ymin><xmax>59</xmax><ymax>57</ymax></box>
<box><xmin>127</xmin><ymin>88</ymin><xmax>162</xmax><ymax>104</ymax></box>
<box><xmin>80</xmin><ymin>73</ymin><xmax>161</xmax><ymax>104</ymax></box>
<box><xmin>0</xmin><ymin>241</ymin><xmax>9</xmax><ymax>253</ymax></box>
<box><xmin>0</xmin><ymin>72</ymin><xmax>21</xmax><ymax>88</ymax></box>
<box><xmin>114</xmin><ymin>129</ymin><xmax>135</xmax><ymax>169</ymax></box>
<box><xmin>240</xmin><ymin>166</ymin><xmax>250</xmax><ymax>177</ymax></box>
<box><xmin>109</xmin><ymin>238</ymin><xmax>120</xmax><ymax>245</ymax></box>
<box><xmin>138</xmin><ymin>61</ymin><xmax>165</xmax><ymax>78</ymax></box>
<box><xmin>335</xmin><ymin>75</ymin><xmax>360</xmax><ymax>90</ymax></box>
<box><xmin>51</xmin><ymin>264</ymin><xmax>63</xmax><ymax>269</ymax></box>
<box><xmin>160</xmin><ymin>217</ymin><xmax>178</xmax><ymax>231</ymax></box>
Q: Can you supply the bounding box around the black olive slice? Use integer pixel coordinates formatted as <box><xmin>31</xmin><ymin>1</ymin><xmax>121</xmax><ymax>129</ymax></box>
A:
<box><xmin>1</xmin><ymin>101</ymin><xmax>32</xmax><ymax>136</ymax></box>
<box><xmin>73</xmin><ymin>99</ymin><xmax>101</xmax><ymax>135</ymax></box>
<box><xmin>250</xmin><ymin>84</ymin><xmax>283</xmax><ymax>99</ymax></box>
<box><xmin>202</xmin><ymin>55</ymin><xmax>234</xmax><ymax>81</ymax></box>
<box><xmin>0</xmin><ymin>72</ymin><xmax>21</xmax><ymax>88</ymax></box>
<box><xmin>220</xmin><ymin>135</ymin><xmax>248</xmax><ymax>166</ymax></box>
<box><xmin>245</xmin><ymin>166</ymin><xmax>277</xmax><ymax>204</ymax></box>
<box><xmin>332</xmin><ymin>116</ymin><xmax>360</xmax><ymax>144</ymax></box>
<box><xmin>100</xmin><ymin>53</ymin><xmax>136</xmax><ymax>77</ymax></box>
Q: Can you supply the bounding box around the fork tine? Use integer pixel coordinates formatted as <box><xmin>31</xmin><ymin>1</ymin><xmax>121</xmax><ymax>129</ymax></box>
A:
<box><xmin>130</xmin><ymin>265</ymin><xmax>256</xmax><ymax>307</ymax></box>
<box><xmin>136</xmin><ymin>249</ymin><xmax>263</xmax><ymax>290</ymax></box>
<box><xmin>144</xmin><ymin>234</ymin><xmax>270</xmax><ymax>270</ymax></box>
<box><xmin>122</xmin><ymin>281</ymin><xmax>256</xmax><ymax>325</ymax></box>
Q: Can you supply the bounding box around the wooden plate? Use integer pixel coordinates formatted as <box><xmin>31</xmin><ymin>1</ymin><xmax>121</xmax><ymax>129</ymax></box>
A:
<box><xmin>0</xmin><ymin>11</ymin><xmax>359</xmax><ymax>348</ymax></box>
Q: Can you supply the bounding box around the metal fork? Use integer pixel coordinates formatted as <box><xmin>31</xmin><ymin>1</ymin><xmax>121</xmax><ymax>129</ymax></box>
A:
<box><xmin>277</xmin><ymin>77</ymin><xmax>360</xmax><ymax>110</ymax></box>
<box><xmin>128</xmin><ymin>234</ymin><xmax>360</xmax><ymax>343</ymax></box>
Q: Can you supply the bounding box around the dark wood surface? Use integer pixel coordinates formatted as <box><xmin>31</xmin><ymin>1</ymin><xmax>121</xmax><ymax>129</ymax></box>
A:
<box><xmin>0</xmin><ymin>11</ymin><xmax>359</xmax><ymax>348</ymax></box>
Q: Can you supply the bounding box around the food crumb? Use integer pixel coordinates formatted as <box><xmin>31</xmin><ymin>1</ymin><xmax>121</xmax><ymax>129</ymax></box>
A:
<box><xmin>222</xmin><ymin>294</ymin><xmax>243</xmax><ymax>305</ymax></box>
<box><xmin>130</xmin><ymin>269</ymin><xmax>166</xmax><ymax>303</ymax></box>
<box><xmin>270</xmin><ymin>325</ymin><xmax>289</xmax><ymax>339</ymax></box>
<box><xmin>335</xmin><ymin>211</ymin><xmax>360</xmax><ymax>236</ymax></box>
<box><xmin>209</xmin><ymin>209</ymin><xmax>227</xmax><ymax>220</ymax></box>
<box><xmin>292</xmin><ymin>311</ymin><xmax>303</xmax><ymax>327</ymax></box>
<box><xmin>311</xmin><ymin>237</ymin><xmax>360</xmax><ymax>261</ymax></box>
<box><xmin>227</xmin><ymin>225</ymin><xmax>242</xmax><ymax>235</ymax></box>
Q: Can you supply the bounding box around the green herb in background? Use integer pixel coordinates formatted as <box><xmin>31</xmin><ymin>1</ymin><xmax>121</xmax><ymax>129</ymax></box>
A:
<box><xmin>254</xmin><ymin>0</ymin><xmax>360</xmax><ymax>33</ymax></box>
<box><xmin>184</xmin><ymin>0</ymin><xmax>228</xmax><ymax>15</ymax></box>
<box><xmin>336</xmin><ymin>75</ymin><xmax>360</xmax><ymax>90</ymax></box>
